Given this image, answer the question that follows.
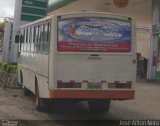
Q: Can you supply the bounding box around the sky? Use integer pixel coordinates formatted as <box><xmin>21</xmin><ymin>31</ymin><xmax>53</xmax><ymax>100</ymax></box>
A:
<box><xmin>0</xmin><ymin>0</ymin><xmax>16</xmax><ymax>21</ymax></box>
<box><xmin>0</xmin><ymin>0</ymin><xmax>15</xmax><ymax>21</ymax></box>
<box><xmin>0</xmin><ymin>0</ymin><xmax>52</xmax><ymax>22</ymax></box>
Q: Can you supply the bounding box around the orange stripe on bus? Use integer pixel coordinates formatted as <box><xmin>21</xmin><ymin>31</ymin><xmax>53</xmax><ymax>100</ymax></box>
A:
<box><xmin>49</xmin><ymin>90</ymin><xmax>135</xmax><ymax>100</ymax></box>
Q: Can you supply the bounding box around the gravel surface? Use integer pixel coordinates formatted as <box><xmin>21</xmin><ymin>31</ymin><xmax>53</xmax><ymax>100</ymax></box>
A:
<box><xmin>0</xmin><ymin>80</ymin><xmax>160</xmax><ymax>125</ymax></box>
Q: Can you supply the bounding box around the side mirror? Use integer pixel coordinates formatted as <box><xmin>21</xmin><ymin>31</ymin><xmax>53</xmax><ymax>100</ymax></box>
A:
<box><xmin>15</xmin><ymin>35</ymin><xmax>20</xmax><ymax>43</ymax></box>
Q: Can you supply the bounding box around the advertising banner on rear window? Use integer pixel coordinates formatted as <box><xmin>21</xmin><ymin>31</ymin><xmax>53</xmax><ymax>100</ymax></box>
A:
<box><xmin>58</xmin><ymin>18</ymin><xmax>131</xmax><ymax>52</ymax></box>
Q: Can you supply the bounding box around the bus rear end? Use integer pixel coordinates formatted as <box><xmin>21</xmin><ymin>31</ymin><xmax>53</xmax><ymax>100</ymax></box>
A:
<box><xmin>49</xmin><ymin>12</ymin><xmax>136</xmax><ymax>113</ymax></box>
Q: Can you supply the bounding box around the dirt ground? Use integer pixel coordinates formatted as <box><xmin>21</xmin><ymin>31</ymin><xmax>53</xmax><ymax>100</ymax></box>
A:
<box><xmin>0</xmin><ymin>80</ymin><xmax>160</xmax><ymax>126</ymax></box>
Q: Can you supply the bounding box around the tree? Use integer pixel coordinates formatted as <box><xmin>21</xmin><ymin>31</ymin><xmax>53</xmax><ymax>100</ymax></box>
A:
<box><xmin>0</xmin><ymin>22</ymin><xmax>5</xmax><ymax>33</ymax></box>
<box><xmin>0</xmin><ymin>22</ymin><xmax>5</xmax><ymax>38</ymax></box>
<box><xmin>0</xmin><ymin>22</ymin><xmax>5</xmax><ymax>52</ymax></box>
<box><xmin>0</xmin><ymin>17</ymin><xmax>13</xmax><ymax>52</ymax></box>
<box><xmin>4</xmin><ymin>17</ymin><xmax>14</xmax><ymax>23</ymax></box>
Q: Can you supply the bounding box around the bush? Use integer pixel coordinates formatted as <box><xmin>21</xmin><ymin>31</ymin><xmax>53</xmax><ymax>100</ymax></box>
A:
<box><xmin>10</xmin><ymin>65</ymin><xmax>18</xmax><ymax>74</ymax></box>
<box><xmin>0</xmin><ymin>62</ymin><xmax>2</xmax><ymax>69</ymax></box>
<box><xmin>6</xmin><ymin>65</ymin><xmax>11</xmax><ymax>73</ymax></box>
<box><xmin>1</xmin><ymin>63</ymin><xmax>8</xmax><ymax>71</ymax></box>
<box><xmin>0</xmin><ymin>62</ymin><xmax>17</xmax><ymax>74</ymax></box>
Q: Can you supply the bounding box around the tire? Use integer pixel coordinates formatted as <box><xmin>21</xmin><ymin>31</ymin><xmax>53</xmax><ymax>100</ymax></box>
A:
<box><xmin>88</xmin><ymin>99</ymin><xmax>111</xmax><ymax>114</ymax></box>
<box><xmin>35</xmin><ymin>85</ymin><xmax>52</xmax><ymax>112</ymax></box>
<box><xmin>24</xmin><ymin>87</ymin><xmax>33</xmax><ymax>96</ymax></box>
<box><xmin>35</xmin><ymin>85</ymin><xmax>43</xmax><ymax>111</ymax></box>
<box><xmin>20</xmin><ymin>71</ymin><xmax>23</xmax><ymax>86</ymax></box>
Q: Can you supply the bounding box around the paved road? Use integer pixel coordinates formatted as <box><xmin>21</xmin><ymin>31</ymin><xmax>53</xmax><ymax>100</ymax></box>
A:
<box><xmin>0</xmin><ymin>80</ymin><xmax>160</xmax><ymax>125</ymax></box>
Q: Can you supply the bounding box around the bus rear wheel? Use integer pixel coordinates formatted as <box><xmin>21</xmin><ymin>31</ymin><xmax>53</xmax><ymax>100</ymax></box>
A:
<box><xmin>88</xmin><ymin>99</ymin><xmax>111</xmax><ymax>114</ymax></box>
<box><xmin>35</xmin><ymin>87</ymin><xmax>52</xmax><ymax>112</ymax></box>
<box><xmin>24</xmin><ymin>87</ymin><xmax>33</xmax><ymax>96</ymax></box>
<box><xmin>35</xmin><ymin>87</ymin><xmax>46</xmax><ymax>112</ymax></box>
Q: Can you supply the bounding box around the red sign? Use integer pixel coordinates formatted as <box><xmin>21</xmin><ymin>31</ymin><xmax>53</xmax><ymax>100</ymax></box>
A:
<box><xmin>58</xmin><ymin>42</ymin><xmax>131</xmax><ymax>52</ymax></box>
<box><xmin>113</xmin><ymin>0</ymin><xmax>129</xmax><ymax>8</ymax></box>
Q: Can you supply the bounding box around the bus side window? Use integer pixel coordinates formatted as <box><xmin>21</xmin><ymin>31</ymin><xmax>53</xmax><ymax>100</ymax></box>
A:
<box><xmin>30</xmin><ymin>27</ymin><xmax>34</xmax><ymax>52</ymax></box>
<box><xmin>40</xmin><ymin>24</ymin><xmax>44</xmax><ymax>53</ymax></box>
<box><xmin>45</xmin><ymin>22</ymin><xmax>51</xmax><ymax>53</ymax></box>
<box><xmin>26</xmin><ymin>28</ymin><xmax>28</xmax><ymax>52</ymax></box>
<box><xmin>43</xmin><ymin>23</ymin><xmax>48</xmax><ymax>53</ymax></box>
<box><xmin>27</xmin><ymin>28</ymin><xmax>30</xmax><ymax>52</ymax></box>
<box><xmin>23</xmin><ymin>29</ymin><xmax>26</xmax><ymax>52</ymax></box>
<box><xmin>24</xmin><ymin>28</ymin><xmax>29</xmax><ymax>52</ymax></box>
<box><xmin>35</xmin><ymin>26</ymin><xmax>40</xmax><ymax>52</ymax></box>
<box><xmin>37</xmin><ymin>25</ymin><xmax>41</xmax><ymax>52</ymax></box>
<box><xmin>20</xmin><ymin>29</ymin><xmax>24</xmax><ymax>52</ymax></box>
<box><xmin>33</xmin><ymin>26</ymin><xmax>36</xmax><ymax>52</ymax></box>
<box><xmin>28</xmin><ymin>27</ymin><xmax>32</xmax><ymax>52</ymax></box>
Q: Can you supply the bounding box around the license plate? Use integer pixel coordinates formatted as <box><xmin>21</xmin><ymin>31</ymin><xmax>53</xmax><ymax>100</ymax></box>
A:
<box><xmin>88</xmin><ymin>83</ymin><xmax>101</xmax><ymax>89</ymax></box>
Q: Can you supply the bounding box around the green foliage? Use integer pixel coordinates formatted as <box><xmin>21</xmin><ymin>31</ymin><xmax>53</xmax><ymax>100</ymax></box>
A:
<box><xmin>0</xmin><ymin>22</ymin><xmax>5</xmax><ymax>28</ymax></box>
<box><xmin>1</xmin><ymin>63</ymin><xmax>8</xmax><ymax>71</ymax></box>
<box><xmin>0</xmin><ymin>62</ymin><xmax>2</xmax><ymax>68</ymax></box>
<box><xmin>0</xmin><ymin>62</ymin><xmax>17</xmax><ymax>74</ymax></box>
<box><xmin>10</xmin><ymin>65</ymin><xmax>18</xmax><ymax>74</ymax></box>
<box><xmin>3</xmin><ymin>17</ymin><xmax>14</xmax><ymax>23</ymax></box>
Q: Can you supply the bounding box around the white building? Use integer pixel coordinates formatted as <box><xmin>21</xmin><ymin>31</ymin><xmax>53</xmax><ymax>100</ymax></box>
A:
<box><xmin>2</xmin><ymin>22</ymin><xmax>13</xmax><ymax>63</ymax></box>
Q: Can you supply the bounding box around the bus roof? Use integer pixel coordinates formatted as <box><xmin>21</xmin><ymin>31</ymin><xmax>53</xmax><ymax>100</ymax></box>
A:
<box><xmin>20</xmin><ymin>15</ymin><xmax>53</xmax><ymax>29</ymax></box>
<box><xmin>20</xmin><ymin>12</ymin><xmax>134</xmax><ymax>29</ymax></box>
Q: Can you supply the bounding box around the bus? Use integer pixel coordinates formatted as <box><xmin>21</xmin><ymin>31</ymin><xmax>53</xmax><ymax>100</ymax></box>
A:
<box><xmin>16</xmin><ymin>12</ymin><xmax>136</xmax><ymax>113</ymax></box>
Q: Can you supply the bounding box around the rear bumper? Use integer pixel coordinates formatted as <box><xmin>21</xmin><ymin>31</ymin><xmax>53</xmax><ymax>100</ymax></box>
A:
<box><xmin>49</xmin><ymin>90</ymin><xmax>135</xmax><ymax>100</ymax></box>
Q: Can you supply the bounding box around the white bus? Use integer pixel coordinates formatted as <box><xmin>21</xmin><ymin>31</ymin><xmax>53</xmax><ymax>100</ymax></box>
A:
<box><xmin>17</xmin><ymin>12</ymin><xmax>136</xmax><ymax>113</ymax></box>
